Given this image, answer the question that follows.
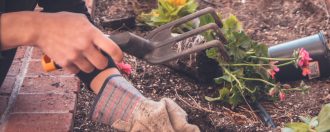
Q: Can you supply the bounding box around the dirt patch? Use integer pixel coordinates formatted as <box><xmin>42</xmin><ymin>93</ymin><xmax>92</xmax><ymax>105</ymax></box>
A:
<box><xmin>74</xmin><ymin>0</ymin><xmax>330</xmax><ymax>131</ymax></box>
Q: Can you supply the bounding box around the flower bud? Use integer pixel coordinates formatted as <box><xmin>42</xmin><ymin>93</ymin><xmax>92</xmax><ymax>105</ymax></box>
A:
<box><xmin>279</xmin><ymin>92</ymin><xmax>286</xmax><ymax>101</ymax></box>
<box><xmin>282</xmin><ymin>84</ymin><xmax>291</xmax><ymax>89</ymax></box>
<box><xmin>268</xmin><ymin>88</ymin><xmax>276</xmax><ymax>96</ymax></box>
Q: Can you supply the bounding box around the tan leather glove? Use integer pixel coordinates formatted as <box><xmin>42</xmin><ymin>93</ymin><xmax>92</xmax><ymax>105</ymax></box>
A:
<box><xmin>91</xmin><ymin>75</ymin><xmax>200</xmax><ymax>132</ymax></box>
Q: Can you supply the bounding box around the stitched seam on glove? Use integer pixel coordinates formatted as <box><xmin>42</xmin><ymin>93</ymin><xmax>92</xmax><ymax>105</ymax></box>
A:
<box><xmin>91</xmin><ymin>75</ymin><xmax>144</xmax><ymax>125</ymax></box>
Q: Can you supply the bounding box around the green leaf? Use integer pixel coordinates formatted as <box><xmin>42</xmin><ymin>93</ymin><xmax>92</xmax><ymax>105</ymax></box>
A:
<box><xmin>284</xmin><ymin>122</ymin><xmax>310</xmax><ymax>132</ymax></box>
<box><xmin>223</xmin><ymin>14</ymin><xmax>243</xmax><ymax>34</ymax></box>
<box><xmin>139</xmin><ymin>0</ymin><xmax>198</xmax><ymax>27</ymax></box>
<box><xmin>219</xmin><ymin>87</ymin><xmax>230</xmax><ymax>99</ymax></box>
<box><xmin>206</xmin><ymin>48</ymin><xmax>218</xmax><ymax>60</ymax></box>
<box><xmin>232</xmin><ymin>68</ymin><xmax>244</xmax><ymax>77</ymax></box>
<box><xmin>205</xmin><ymin>87</ymin><xmax>230</xmax><ymax>102</ymax></box>
<box><xmin>199</xmin><ymin>14</ymin><xmax>216</xmax><ymax>26</ymax></box>
<box><xmin>229</xmin><ymin>92</ymin><xmax>240</xmax><ymax>106</ymax></box>
<box><xmin>214</xmin><ymin>75</ymin><xmax>234</xmax><ymax>84</ymax></box>
<box><xmin>228</xmin><ymin>86</ymin><xmax>241</xmax><ymax>106</ymax></box>
<box><xmin>316</xmin><ymin>104</ymin><xmax>330</xmax><ymax>132</ymax></box>
<box><xmin>254</xmin><ymin>44</ymin><xmax>268</xmax><ymax>57</ymax></box>
<box><xmin>205</xmin><ymin>96</ymin><xmax>221</xmax><ymax>102</ymax></box>
<box><xmin>180</xmin><ymin>0</ymin><xmax>198</xmax><ymax>15</ymax></box>
<box><xmin>281</xmin><ymin>128</ymin><xmax>295</xmax><ymax>132</ymax></box>
<box><xmin>299</xmin><ymin>116</ymin><xmax>311</xmax><ymax>124</ymax></box>
<box><xmin>310</xmin><ymin>116</ymin><xmax>319</xmax><ymax>128</ymax></box>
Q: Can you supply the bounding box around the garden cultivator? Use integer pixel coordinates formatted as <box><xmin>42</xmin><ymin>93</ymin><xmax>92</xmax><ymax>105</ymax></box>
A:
<box><xmin>42</xmin><ymin>7</ymin><xmax>229</xmax><ymax>72</ymax></box>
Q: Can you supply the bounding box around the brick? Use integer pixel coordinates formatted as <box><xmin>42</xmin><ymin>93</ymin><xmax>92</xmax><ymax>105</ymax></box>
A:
<box><xmin>5</xmin><ymin>113</ymin><xmax>73</xmax><ymax>132</ymax></box>
<box><xmin>20</xmin><ymin>77</ymin><xmax>80</xmax><ymax>94</ymax></box>
<box><xmin>12</xmin><ymin>93</ymin><xmax>76</xmax><ymax>113</ymax></box>
<box><xmin>14</xmin><ymin>46</ymin><xmax>27</xmax><ymax>60</ymax></box>
<box><xmin>0</xmin><ymin>96</ymin><xmax>9</xmax><ymax>116</ymax></box>
<box><xmin>0</xmin><ymin>77</ymin><xmax>16</xmax><ymax>94</ymax></box>
<box><xmin>26</xmin><ymin>60</ymin><xmax>73</xmax><ymax>76</ymax></box>
<box><xmin>32</xmin><ymin>48</ymin><xmax>43</xmax><ymax>59</ymax></box>
<box><xmin>7</xmin><ymin>61</ymin><xmax>22</xmax><ymax>76</ymax></box>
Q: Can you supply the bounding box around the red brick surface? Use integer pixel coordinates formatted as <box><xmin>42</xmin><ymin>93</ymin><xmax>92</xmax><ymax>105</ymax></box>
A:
<box><xmin>2</xmin><ymin>44</ymin><xmax>80</xmax><ymax>131</ymax></box>
<box><xmin>0</xmin><ymin>96</ymin><xmax>9</xmax><ymax>116</ymax></box>
<box><xmin>12</xmin><ymin>93</ymin><xmax>76</xmax><ymax>113</ymax></box>
<box><xmin>26</xmin><ymin>60</ymin><xmax>72</xmax><ymax>76</ymax></box>
<box><xmin>0</xmin><ymin>77</ymin><xmax>16</xmax><ymax>94</ymax></box>
<box><xmin>6</xmin><ymin>61</ymin><xmax>22</xmax><ymax>76</ymax></box>
<box><xmin>20</xmin><ymin>77</ymin><xmax>79</xmax><ymax>94</ymax></box>
<box><xmin>14</xmin><ymin>46</ymin><xmax>27</xmax><ymax>60</ymax></box>
<box><xmin>5</xmin><ymin>113</ymin><xmax>73</xmax><ymax>132</ymax></box>
<box><xmin>32</xmin><ymin>48</ymin><xmax>43</xmax><ymax>60</ymax></box>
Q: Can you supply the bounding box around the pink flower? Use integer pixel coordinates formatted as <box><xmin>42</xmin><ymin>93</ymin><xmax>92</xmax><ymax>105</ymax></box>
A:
<box><xmin>302</xmin><ymin>67</ymin><xmax>311</xmax><ymax>76</ymax></box>
<box><xmin>298</xmin><ymin>48</ymin><xmax>312</xmax><ymax>67</ymax></box>
<box><xmin>279</xmin><ymin>91</ymin><xmax>286</xmax><ymax>101</ymax></box>
<box><xmin>116</xmin><ymin>62</ymin><xmax>132</xmax><ymax>75</ymax></box>
<box><xmin>270</xmin><ymin>61</ymin><xmax>279</xmax><ymax>72</ymax></box>
<box><xmin>267</xmin><ymin>69</ymin><xmax>277</xmax><ymax>79</ymax></box>
<box><xmin>297</xmin><ymin>48</ymin><xmax>312</xmax><ymax>76</ymax></box>
<box><xmin>267</xmin><ymin>61</ymin><xmax>280</xmax><ymax>79</ymax></box>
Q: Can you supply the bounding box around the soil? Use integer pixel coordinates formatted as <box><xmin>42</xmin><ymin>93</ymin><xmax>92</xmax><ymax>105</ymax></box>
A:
<box><xmin>73</xmin><ymin>0</ymin><xmax>330</xmax><ymax>131</ymax></box>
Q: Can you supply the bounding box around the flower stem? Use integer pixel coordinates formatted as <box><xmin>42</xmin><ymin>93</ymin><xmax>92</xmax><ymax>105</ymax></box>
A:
<box><xmin>221</xmin><ymin>63</ymin><xmax>269</xmax><ymax>67</ymax></box>
<box><xmin>281</xmin><ymin>87</ymin><xmax>309</xmax><ymax>92</ymax></box>
<box><xmin>250</xmin><ymin>56</ymin><xmax>296</xmax><ymax>61</ymax></box>
<box><xmin>223</xmin><ymin>68</ymin><xmax>244</xmax><ymax>89</ymax></box>
<box><xmin>223</xmin><ymin>68</ymin><xmax>256</xmax><ymax>93</ymax></box>
<box><xmin>239</xmin><ymin>77</ymin><xmax>276</xmax><ymax>87</ymax></box>
<box><xmin>276</xmin><ymin>60</ymin><xmax>295</xmax><ymax>67</ymax></box>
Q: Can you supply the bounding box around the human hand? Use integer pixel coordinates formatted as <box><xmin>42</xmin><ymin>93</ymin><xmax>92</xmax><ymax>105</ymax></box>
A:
<box><xmin>34</xmin><ymin>12</ymin><xmax>123</xmax><ymax>73</ymax></box>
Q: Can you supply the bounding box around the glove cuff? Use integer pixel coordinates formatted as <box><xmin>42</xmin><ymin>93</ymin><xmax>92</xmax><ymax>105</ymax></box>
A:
<box><xmin>91</xmin><ymin>75</ymin><xmax>144</xmax><ymax>125</ymax></box>
<box><xmin>76</xmin><ymin>52</ymin><xmax>117</xmax><ymax>90</ymax></box>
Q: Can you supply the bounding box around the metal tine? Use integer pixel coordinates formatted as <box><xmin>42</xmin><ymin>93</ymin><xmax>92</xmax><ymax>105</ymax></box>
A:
<box><xmin>147</xmin><ymin>40</ymin><xmax>224</xmax><ymax>64</ymax></box>
<box><xmin>147</xmin><ymin>7</ymin><xmax>223</xmax><ymax>39</ymax></box>
<box><xmin>156</xmin><ymin>23</ymin><xmax>221</xmax><ymax>48</ymax></box>
<box><xmin>154</xmin><ymin>23</ymin><xmax>229</xmax><ymax>60</ymax></box>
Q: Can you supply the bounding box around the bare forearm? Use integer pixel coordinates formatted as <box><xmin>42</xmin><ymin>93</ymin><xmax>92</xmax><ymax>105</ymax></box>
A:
<box><xmin>0</xmin><ymin>11</ymin><xmax>42</xmax><ymax>50</ymax></box>
<box><xmin>90</xmin><ymin>68</ymin><xmax>120</xmax><ymax>94</ymax></box>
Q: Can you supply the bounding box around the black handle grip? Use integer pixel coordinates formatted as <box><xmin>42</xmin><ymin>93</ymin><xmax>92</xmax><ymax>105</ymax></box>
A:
<box><xmin>108</xmin><ymin>32</ymin><xmax>153</xmax><ymax>58</ymax></box>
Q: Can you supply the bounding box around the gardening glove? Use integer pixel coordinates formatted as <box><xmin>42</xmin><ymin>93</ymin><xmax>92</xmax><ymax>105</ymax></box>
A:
<box><xmin>91</xmin><ymin>75</ymin><xmax>200</xmax><ymax>132</ymax></box>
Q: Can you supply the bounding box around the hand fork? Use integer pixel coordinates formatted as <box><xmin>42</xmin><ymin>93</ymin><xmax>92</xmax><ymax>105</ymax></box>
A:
<box><xmin>42</xmin><ymin>7</ymin><xmax>229</xmax><ymax>72</ymax></box>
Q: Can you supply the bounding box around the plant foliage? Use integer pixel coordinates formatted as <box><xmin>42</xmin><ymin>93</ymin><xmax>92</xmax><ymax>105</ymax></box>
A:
<box><xmin>282</xmin><ymin>104</ymin><xmax>330</xmax><ymax>132</ymax></box>
<box><xmin>138</xmin><ymin>0</ymin><xmax>198</xmax><ymax>27</ymax></box>
<box><xmin>202</xmin><ymin>14</ymin><xmax>310</xmax><ymax>106</ymax></box>
<box><xmin>139</xmin><ymin>0</ymin><xmax>311</xmax><ymax>107</ymax></box>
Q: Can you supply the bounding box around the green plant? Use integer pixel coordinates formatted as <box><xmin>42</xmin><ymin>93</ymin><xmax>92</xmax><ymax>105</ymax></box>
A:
<box><xmin>203</xmin><ymin>14</ymin><xmax>310</xmax><ymax>106</ymax></box>
<box><xmin>282</xmin><ymin>104</ymin><xmax>330</xmax><ymax>132</ymax></box>
<box><xmin>139</xmin><ymin>1</ymin><xmax>310</xmax><ymax>107</ymax></box>
<box><xmin>138</xmin><ymin>0</ymin><xmax>198</xmax><ymax>27</ymax></box>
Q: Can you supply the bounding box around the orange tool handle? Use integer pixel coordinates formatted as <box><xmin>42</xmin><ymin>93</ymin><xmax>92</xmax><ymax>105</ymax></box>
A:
<box><xmin>41</xmin><ymin>55</ymin><xmax>58</xmax><ymax>72</ymax></box>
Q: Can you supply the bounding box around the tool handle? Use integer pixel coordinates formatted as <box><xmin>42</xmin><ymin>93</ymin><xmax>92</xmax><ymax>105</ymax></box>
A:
<box><xmin>42</xmin><ymin>32</ymin><xmax>152</xmax><ymax>72</ymax></box>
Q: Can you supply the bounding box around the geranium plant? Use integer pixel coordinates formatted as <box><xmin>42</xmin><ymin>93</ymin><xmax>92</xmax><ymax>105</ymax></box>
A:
<box><xmin>139</xmin><ymin>0</ymin><xmax>310</xmax><ymax>106</ymax></box>
<box><xmin>203</xmin><ymin>14</ymin><xmax>310</xmax><ymax>106</ymax></box>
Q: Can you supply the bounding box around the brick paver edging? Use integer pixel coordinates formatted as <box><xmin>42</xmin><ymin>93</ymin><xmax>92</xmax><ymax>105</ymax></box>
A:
<box><xmin>0</xmin><ymin>47</ymin><xmax>80</xmax><ymax>132</ymax></box>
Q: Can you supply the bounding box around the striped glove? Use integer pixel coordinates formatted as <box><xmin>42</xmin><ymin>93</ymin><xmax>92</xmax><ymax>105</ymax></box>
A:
<box><xmin>91</xmin><ymin>75</ymin><xmax>200</xmax><ymax>132</ymax></box>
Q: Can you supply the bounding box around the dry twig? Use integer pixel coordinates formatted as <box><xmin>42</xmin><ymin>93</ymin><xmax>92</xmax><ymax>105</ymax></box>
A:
<box><xmin>174</xmin><ymin>87</ymin><xmax>253</xmax><ymax>122</ymax></box>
